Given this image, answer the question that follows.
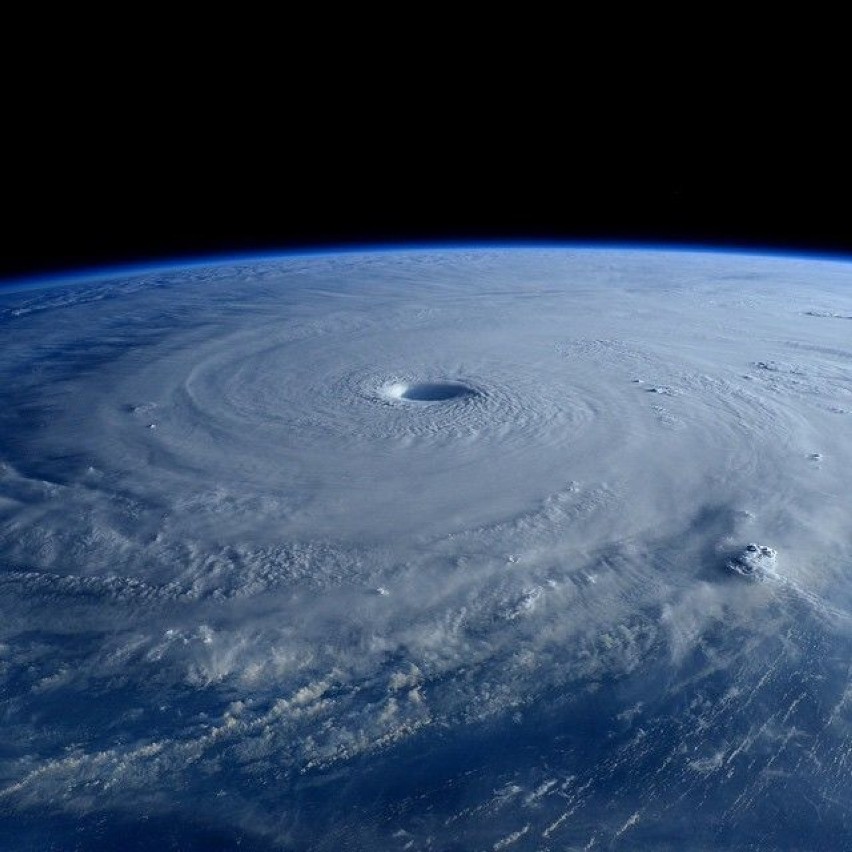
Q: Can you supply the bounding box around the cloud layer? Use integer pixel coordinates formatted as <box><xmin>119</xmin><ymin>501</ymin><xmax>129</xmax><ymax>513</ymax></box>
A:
<box><xmin>2</xmin><ymin>249</ymin><xmax>852</xmax><ymax>849</ymax></box>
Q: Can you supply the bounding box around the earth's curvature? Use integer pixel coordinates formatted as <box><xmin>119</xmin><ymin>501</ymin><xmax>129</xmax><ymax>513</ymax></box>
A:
<box><xmin>1</xmin><ymin>247</ymin><xmax>852</xmax><ymax>850</ymax></box>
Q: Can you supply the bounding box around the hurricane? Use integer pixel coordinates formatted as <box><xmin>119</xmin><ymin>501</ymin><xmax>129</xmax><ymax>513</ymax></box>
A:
<box><xmin>2</xmin><ymin>247</ymin><xmax>852</xmax><ymax>849</ymax></box>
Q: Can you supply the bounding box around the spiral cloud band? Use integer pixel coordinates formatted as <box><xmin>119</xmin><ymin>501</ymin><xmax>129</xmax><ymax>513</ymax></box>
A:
<box><xmin>1</xmin><ymin>248</ymin><xmax>852</xmax><ymax>849</ymax></box>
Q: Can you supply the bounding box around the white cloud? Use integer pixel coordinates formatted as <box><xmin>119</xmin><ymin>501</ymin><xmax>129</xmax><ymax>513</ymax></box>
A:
<box><xmin>2</xmin><ymin>249</ymin><xmax>852</xmax><ymax>848</ymax></box>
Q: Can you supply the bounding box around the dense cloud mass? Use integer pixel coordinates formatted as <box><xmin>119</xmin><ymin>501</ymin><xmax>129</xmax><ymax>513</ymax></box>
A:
<box><xmin>1</xmin><ymin>248</ymin><xmax>852</xmax><ymax>849</ymax></box>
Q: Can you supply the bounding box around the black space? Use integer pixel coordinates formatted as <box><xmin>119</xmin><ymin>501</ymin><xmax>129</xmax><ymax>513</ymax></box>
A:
<box><xmin>3</xmin><ymin>62</ymin><xmax>849</xmax><ymax>282</ymax></box>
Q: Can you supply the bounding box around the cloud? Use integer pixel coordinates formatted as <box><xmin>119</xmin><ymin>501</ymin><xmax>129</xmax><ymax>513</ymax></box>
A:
<box><xmin>3</xmin><ymin>248</ymin><xmax>852</xmax><ymax>848</ymax></box>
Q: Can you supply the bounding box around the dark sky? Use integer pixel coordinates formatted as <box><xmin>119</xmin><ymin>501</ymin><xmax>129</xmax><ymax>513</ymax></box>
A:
<box><xmin>6</xmin><ymin>146</ymin><xmax>845</xmax><ymax>283</ymax></box>
<box><xmin>3</xmin><ymin>55</ymin><xmax>848</xmax><ymax>282</ymax></box>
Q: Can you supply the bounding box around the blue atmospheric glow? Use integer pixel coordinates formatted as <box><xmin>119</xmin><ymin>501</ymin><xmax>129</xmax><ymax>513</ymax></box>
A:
<box><xmin>4</xmin><ymin>238</ymin><xmax>852</xmax><ymax>295</ymax></box>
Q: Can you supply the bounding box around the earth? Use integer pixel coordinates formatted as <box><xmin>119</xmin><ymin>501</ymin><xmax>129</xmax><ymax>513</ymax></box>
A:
<box><xmin>1</xmin><ymin>247</ymin><xmax>852</xmax><ymax>850</ymax></box>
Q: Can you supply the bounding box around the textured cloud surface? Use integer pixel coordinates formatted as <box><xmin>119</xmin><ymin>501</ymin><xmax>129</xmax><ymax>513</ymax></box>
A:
<box><xmin>2</xmin><ymin>248</ymin><xmax>852</xmax><ymax>849</ymax></box>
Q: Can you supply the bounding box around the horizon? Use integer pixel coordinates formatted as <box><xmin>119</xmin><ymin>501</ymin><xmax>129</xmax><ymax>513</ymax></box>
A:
<box><xmin>6</xmin><ymin>238</ymin><xmax>852</xmax><ymax>294</ymax></box>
